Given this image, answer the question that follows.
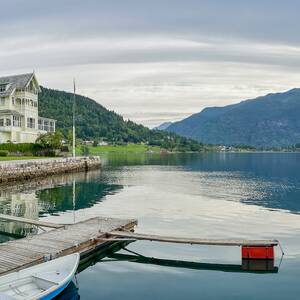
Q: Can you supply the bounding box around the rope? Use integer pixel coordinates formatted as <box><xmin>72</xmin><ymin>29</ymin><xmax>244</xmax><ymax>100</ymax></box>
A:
<box><xmin>278</xmin><ymin>252</ymin><xmax>284</xmax><ymax>270</ymax></box>
<box><xmin>278</xmin><ymin>240</ymin><xmax>285</xmax><ymax>256</ymax></box>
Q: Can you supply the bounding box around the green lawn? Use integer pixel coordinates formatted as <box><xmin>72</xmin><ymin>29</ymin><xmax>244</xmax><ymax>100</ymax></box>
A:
<box><xmin>0</xmin><ymin>144</ymin><xmax>161</xmax><ymax>160</ymax></box>
<box><xmin>0</xmin><ymin>156</ymin><xmax>41</xmax><ymax>161</ymax></box>
<box><xmin>76</xmin><ymin>144</ymin><xmax>161</xmax><ymax>155</ymax></box>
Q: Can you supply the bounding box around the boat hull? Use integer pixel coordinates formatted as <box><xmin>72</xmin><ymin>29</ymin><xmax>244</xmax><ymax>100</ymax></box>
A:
<box><xmin>40</xmin><ymin>279</ymin><xmax>72</xmax><ymax>300</ymax></box>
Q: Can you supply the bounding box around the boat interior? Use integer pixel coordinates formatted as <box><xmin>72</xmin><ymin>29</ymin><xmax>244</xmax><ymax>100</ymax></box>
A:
<box><xmin>0</xmin><ymin>271</ymin><xmax>67</xmax><ymax>300</ymax></box>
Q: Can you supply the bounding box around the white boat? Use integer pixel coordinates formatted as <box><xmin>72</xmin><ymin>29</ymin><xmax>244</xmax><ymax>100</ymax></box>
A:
<box><xmin>0</xmin><ymin>253</ymin><xmax>80</xmax><ymax>300</ymax></box>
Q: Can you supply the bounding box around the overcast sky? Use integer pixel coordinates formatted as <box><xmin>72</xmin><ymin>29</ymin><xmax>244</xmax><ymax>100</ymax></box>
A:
<box><xmin>1</xmin><ymin>0</ymin><xmax>300</xmax><ymax>127</ymax></box>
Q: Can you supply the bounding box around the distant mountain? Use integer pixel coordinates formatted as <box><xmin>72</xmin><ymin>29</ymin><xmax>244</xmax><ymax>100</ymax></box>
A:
<box><xmin>166</xmin><ymin>88</ymin><xmax>300</xmax><ymax>147</ymax></box>
<box><xmin>38</xmin><ymin>87</ymin><xmax>204</xmax><ymax>151</ymax></box>
<box><xmin>154</xmin><ymin>122</ymin><xmax>173</xmax><ymax>130</ymax></box>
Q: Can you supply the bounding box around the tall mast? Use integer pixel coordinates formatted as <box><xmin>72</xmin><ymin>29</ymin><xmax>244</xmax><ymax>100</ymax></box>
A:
<box><xmin>72</xmin><ymin>79</ymin><xmax>76</xmax><ymax>158</ymax></box>
<box><xmin>72</xmin><ymin>179</ymin><xmax>76</xmax><ymax>224</ymax></box>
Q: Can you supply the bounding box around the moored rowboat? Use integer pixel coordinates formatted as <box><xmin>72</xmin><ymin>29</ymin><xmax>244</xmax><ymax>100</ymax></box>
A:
<box><xmin>0</xmin><ymin>253</ymin><xmax>80</xmax><ymax>300</ymax></box>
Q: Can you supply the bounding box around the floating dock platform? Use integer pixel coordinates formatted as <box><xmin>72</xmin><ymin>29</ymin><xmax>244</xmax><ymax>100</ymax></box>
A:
<box><xmin>108</xmin><ymin>231</ymin><xmax>279</xmax><ymax>260</ymax></box>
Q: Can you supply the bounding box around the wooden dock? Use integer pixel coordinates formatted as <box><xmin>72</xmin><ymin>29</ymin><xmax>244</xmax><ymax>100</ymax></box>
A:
<box><xmin>0</xmin><ymin>216</ymin><xmax>137</xmax><ymax>275</ymax></box>
<box><xmin>0</xmin><ymin>214</ymin><xmax>281</xmax><ymax>276</ymax></box>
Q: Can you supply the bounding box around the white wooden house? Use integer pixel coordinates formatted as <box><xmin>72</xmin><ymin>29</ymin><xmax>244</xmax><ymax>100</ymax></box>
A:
<box><xmin>0</xmin><ymin>73</ymin><xmax>56</xmax><ymax>143</ymax></box>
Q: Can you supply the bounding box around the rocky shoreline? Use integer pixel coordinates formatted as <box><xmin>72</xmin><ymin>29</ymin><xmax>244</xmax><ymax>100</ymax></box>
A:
<box><xmin>0</xmin><ymin>156</ymin><xmax>101</xmax><ymax>184</ymax></box>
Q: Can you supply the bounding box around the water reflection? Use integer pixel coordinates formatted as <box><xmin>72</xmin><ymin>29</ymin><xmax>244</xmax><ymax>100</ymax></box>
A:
<box><xmin>54</xmin><ymin>281</ymin><xmax>79</xmax><ymax>300</ymax></box>
<box><xmin>57</xmin><ymin>241</ymin><xmax>278</xmax><ymax>300</ymax></box>
<box><xmin>0</xmin><ymin>169</ymin><xmax>123</xmax><ymax>236</ymax></box>
<box><xmin>36</xmin><ymin>180</ymin><xmax>122</xmax><ymax>215</ymax></box>
<box><xmin>108</xmin><ymin>252</ymin><xmax>278</xmax><ymax>274</ymax></box>
<box><xmin>102</xmin><ymin>152</ymin><xmax>300</xmax><ymax>214</ymax></box>
<box><xmin>0</xmin><ymin>192</ymin><xmax>39</xmax><ymax>236</ymax></box>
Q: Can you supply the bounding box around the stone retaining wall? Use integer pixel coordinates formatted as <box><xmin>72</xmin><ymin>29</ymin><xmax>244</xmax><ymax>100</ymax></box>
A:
<box><xmin>0</xmin><ymin>156</ymin><xmax>101</xmax><ymax>184</ymax></box>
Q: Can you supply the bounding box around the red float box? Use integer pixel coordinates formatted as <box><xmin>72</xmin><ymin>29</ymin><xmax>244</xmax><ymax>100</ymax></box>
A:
<box><xmin>242</xmin><ymin>246</ymin><xmax>274</xmax><ymax>260</ymax></box>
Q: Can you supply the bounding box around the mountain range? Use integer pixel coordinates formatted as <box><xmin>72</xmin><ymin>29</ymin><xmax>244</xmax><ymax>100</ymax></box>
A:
<box><xmin>153</xmin><ymin>122</ymin><xmax>173</xmax><ymax>131</ymax></box>
<box><xmin>164</xmin><ymin>88</ymin><xmax>300</xmax><ymax>147</ymax></box>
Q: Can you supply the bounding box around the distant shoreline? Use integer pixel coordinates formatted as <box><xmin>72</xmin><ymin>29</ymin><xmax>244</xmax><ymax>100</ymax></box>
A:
<box><xmin>76</xmin><ymin>144</ymin><xmax>300</xmax><ymax>156</ymax></box>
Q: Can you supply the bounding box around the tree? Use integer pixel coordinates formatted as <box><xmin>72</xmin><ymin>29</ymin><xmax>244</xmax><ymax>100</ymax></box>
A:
<box><xmin>81</xmin><ymin>145</ymin><xmax>90</xmax><ymax>156</ymax></box>
<box><xmin>93</xmin><ymin>139</ymin><xmax>99</xmax><ymax>147</ymax></box>
<box><xmin>67</xmin><ymin>129</ymin><xmax>73</xmax><ymax>145</ymax></box>
<box><xmin>36</xmin><ymin>131</ymin><xmax>63</xmax><ymax>150</ymax></box>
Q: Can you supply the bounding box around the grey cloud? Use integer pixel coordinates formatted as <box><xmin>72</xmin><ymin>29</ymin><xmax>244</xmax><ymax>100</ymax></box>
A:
<box><xmin>2</xmin><ymin>1</ymin><xmax>300</xmax><ymax>44</ymax></box>
<box><xmin>1</xmin><ymin>0</ymin><xmax>300</xmax><ymax>126</ymax></box>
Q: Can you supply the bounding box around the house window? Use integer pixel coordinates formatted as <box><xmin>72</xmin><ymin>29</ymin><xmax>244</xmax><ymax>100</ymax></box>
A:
<box><xmin>12</xmin><ymin>97</ymin><xmax>15</xmax><ymax>105</ymax></box>
<box><xmin>44</xmin><ymin>120</ymin><xmax>49</xmax><ymax>131</ymax></box>
<box><xmin>0</xmin><ymin>119</ymin><xmax>4</xmax><ymax>126</ymax></box>
<box><xmin>6</xmin><ymin>118</ymin><xmax>11</xmax><ymax>126</ymax></box>
<box><xmin>27</xmin><ymin>117</ymin><xmax>35</xmax><ymax>128</ymax></box>
<box><xmin>13</xmin><ymin>116</ymin><xmax>21</xmax><ymax>127</ymax></box>
<box><xmin>50</xmin><ymin>121</ymin><xmax>54</xmax><ymax>132</ymax></box>
<box><xmin>38</xmin><ymin>119</ymin><xmax>43</xmax><ymax>130</ymax></box>
<box><xmin>0</xmin><ymin>98</ymin><xmax>5</xmax><ymax>105</ymax></box>
<box><xmin>0</xmin><ymin>84</ymin><xmax>6</xmax><ymax>92</ymax></box>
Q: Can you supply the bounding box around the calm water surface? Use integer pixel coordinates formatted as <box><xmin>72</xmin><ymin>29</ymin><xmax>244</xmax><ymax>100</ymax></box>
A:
<box><xmin>0</xmin><ymin>153</ymin><xmax>300</xmax><ymax>299</ymax></box>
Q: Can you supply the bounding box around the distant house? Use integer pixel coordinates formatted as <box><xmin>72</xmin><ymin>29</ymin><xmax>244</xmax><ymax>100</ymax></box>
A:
<box><xmin>0</xmin><ymin>73</ymin><xmax>56</xmax><ymax>143</ymax></box>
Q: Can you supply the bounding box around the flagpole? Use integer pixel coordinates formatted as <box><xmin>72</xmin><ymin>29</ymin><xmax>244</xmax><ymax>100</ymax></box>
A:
<box><xmin>72</xmin><ymin>179</ymin><xmax>76</xmax><ymax>224</ymax></box>
<box><xmin>72</xmin><ymin>79</ymin><xmax>76</xmax><ymax>158</ymax></box>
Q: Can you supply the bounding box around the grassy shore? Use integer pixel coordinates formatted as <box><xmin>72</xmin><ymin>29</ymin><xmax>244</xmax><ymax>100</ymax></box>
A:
<box><xmin>77</xmin><ymin>144</ymin><xmax>161</xmax><ymax>155</ymax></box>
<box><xmin>0</xmin><ymin>156</ymin><xmax>40</xmax><ymax>161</ymax></box>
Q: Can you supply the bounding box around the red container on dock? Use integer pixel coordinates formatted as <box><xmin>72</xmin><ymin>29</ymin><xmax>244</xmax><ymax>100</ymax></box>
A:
<box><xmin>242</xmin><ymin>246</ymin><xmax>274</xmax><ymax>260</ymax></box>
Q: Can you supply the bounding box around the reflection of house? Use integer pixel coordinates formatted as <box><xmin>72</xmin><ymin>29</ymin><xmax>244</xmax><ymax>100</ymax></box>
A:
<box><xmin>0</xmin><ymin>193</ymin><xmax>39</xmax><ymax>236</ymax></box>
<box><xmin>0</xmin><ymin>73</ymin><xmax>56</xmax><ymax>143</ymax></box>
<box><xmin>10</xmin><ymin>193</ymin><xmax>39</xmax><ymax>219</ymax></box>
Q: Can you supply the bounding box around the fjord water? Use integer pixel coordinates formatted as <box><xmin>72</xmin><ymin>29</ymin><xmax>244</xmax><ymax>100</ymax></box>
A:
<box><xmin>1</xmin><ymin>153</ymin><xmax>300</xmax><ymax>299</ymax></box>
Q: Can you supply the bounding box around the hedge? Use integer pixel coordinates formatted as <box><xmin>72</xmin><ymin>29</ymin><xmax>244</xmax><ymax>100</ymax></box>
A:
<box><xmin>0</xmin><ymin>143</ymin><xmax>42</xmax><ymax>154</ymax></box>
<box><xmin>0</xmin><ymin>150</ymin><xmax>8</xmax><ymax>157</ymax></box>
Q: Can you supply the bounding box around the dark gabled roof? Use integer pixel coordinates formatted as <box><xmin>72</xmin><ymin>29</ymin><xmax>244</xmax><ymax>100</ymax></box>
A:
<box><xmin>0</xmin><ymin>73</ymin><xmax>36</xmax><ymax>97</ymax></box>
<box><xmin>0</xmin><ymin>73</ymin><xmax>34</xmax><ymax>88</ymax></box>
<box><xmin>0</xmin><ymin>85</ymin><xmax>15</xmax><ymax>97</ymax></box>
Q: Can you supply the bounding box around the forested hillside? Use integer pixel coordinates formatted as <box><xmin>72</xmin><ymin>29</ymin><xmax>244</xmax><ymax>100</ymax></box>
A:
<box><xmin>39</xmin><ymin>87</ymin><xmax>204</xmax><ymax>151</ymax></box>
